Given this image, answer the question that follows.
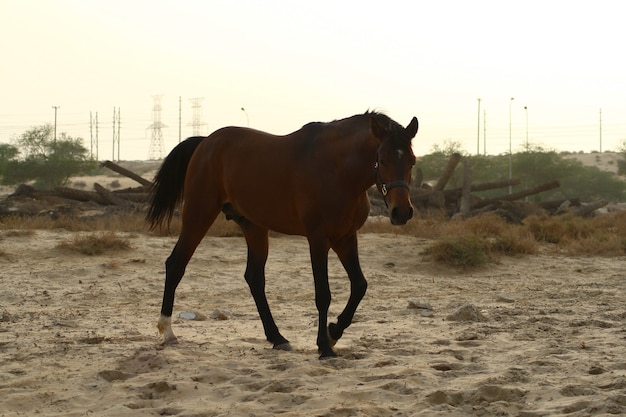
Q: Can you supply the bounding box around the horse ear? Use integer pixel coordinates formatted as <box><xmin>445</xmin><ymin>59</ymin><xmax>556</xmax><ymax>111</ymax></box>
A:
<box><xmin>370</xmin><ymin>116</ymin><xmax>388</xmax><ymax>141</ymax></box>
<box><xmin>406</xmin><ymin>117</ymin><xmax>418</xmax><ymax>138</ymax></box>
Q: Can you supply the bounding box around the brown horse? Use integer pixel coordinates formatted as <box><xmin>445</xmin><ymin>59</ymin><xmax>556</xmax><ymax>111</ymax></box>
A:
<box><xmin>147</xmin><ymin>111</ymin><xmax>418</xmax><ymax>358</ymax></box>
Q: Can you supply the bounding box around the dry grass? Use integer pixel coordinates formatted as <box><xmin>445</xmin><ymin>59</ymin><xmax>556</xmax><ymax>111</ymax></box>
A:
<box><xmin>57</xmin><ymin>232</ymin><xmax>132</xmax><ymax>255</ymax></box>
<box><xmin>1</xmin><ymin>209</ymin><xmax>625</xmax><ymax>265</ymax></box>
<box><xmin>0</xmin><ymin>212</ymin><xmax>241</xmax><ymax>237</ymax></box>
<box><xmin>363</xmin><ymin>210</ymin><xmax>625</xmax><ymax>268</ymax></box>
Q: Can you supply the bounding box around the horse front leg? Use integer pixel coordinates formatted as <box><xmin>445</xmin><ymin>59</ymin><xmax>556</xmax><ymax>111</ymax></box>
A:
<box><xmin>243</xmin><ymin>224</ymin><xmax>291</xmax><ymax>351</ymax></box>
<box><xmin>308</xmin><ymin>237</ymin><xmax>335</xmax><ymax>359</ymax></box>
<box><xmin>328</xmin><ymin>234</ymin><xmax>368</xmax><ymax>345</ymax></box>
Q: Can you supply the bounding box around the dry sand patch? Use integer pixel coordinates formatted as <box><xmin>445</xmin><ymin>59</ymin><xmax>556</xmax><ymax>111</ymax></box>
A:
<box><xmin>1</xmin><ymin>231</ymin><xmax>625</xmax><ymax>416</ymax></box>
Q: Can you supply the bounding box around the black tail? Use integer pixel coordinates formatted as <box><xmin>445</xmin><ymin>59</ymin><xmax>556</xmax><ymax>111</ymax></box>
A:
<box><xmin>146</xmin><ymin>136</ymin><xmax>205</xmax><ymax>231</ymax></box>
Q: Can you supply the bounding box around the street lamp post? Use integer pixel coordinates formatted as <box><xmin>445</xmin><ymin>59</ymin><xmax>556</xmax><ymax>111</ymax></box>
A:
<box><xmin>524</xmin><ymin>106</ymin><xmax>529</xmax><ymax>149</ymax></box>
<box><xmin>241</xmin><ymin>107</ymin><xmax>249</xmax><ymax>127</ymax></box>
<box><xmin>509</xmin><ymin>97</ymin><xmax>514</xmax><ymax>194</ymax></box>
<box><xmin>52</xmin><ymin>105</ymin><xmax>60</xmax><ymax>143</ymax></box>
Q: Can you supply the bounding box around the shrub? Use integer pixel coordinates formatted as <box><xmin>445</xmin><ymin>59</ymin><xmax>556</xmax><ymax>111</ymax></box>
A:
<box><xmin>425</xmin><ymin>235</ymin><xmax>489</xmax><ymax>269</ymax></box>
<box><xmin>57</xmin><ymin>232</ymin><xmax>131</xmax><ymax>255</ymax></box>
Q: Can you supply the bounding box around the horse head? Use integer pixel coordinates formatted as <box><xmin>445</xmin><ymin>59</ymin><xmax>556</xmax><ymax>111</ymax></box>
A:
<box><xmin>371</xmin><ymin>115</ymin><xmax>418</xmax><ymax>225</ymax></box>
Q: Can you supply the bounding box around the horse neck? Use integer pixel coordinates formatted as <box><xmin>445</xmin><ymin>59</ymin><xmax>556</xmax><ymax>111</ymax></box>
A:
<box><xmin>334</xmin><ymin>130</ymin><xmax>379</xmax><ymax>194</ymax></box>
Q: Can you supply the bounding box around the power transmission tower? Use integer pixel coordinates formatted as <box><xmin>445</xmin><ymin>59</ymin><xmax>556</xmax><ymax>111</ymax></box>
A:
<box><xmin>147</xmin><ymin>95</ymin><xmax>167</xmax><ymax>160</ymax></box>
<box><xmin>90</xmin><ymin>111</ymin><xmax>99</xmax><ymax>160</ymax></box>
<box><xmin>189</xmin><ymin>97</ymin><xmax>206</xmax><ymax>136</ymax></box>
<box><xmin>112</xmin><ymin>107</ymin><xmax>120</xmax><ymax>161</ymax></box>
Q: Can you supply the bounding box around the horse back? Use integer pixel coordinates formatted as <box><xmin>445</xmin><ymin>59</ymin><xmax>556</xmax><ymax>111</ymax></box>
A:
<box><xmin>185</xmin><ymin>125</ymin><xmax>372</xmax><ymax>236</ymax></box>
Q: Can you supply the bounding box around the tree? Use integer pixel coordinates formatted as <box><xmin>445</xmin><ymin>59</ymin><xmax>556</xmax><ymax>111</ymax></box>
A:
<box><xmin>417</xmin><ymin>144</ymin><xmax>626</xmax><ymax>202</ymax></box>
<box><xmin>1</xmin><ymin>124</ymin><xmax>97</xmax><ymax>189</ymax></box>
<box><xmin>418</xmin><ymin>140</ymin><xmax>466</xmax><ymax>188</ymax></box>
<box><xmin>0</xmin><ymin>143</ymin><xmax>19</xmax><ymax>182</ymax></box>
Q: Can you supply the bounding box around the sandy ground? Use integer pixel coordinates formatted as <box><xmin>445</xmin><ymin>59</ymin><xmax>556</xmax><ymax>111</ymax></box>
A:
<box><xmin>1</xmin><ymin>229</ymin><xmax>625</xmax><ymax>416</ymax></box>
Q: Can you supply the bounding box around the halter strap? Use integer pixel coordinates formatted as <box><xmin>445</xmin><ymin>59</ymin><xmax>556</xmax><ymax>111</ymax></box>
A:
<box><xmin>374</xmin><ymin>161</ymin><xmax>410</xmax><ymax>207</ymax></box>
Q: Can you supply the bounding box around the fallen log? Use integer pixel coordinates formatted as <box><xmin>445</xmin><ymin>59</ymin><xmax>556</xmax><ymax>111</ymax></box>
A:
<box><xmin>94</xmin><ymin>183</ymin><xmax>132</xmax><ymax>206</ymax></box>
<box><xmin>446</xmin><ymin>178</ymin><xmax>521</xmax><ymax>195</ymax></box>
<box><xmin>111</xmin><ymin>192</ymin><xmax>149</xmax><ymax>203</ymax></box>
<box><xmin>101</xmin><ymin>160</ymin><xmax>152</xmax><ymax>188</ymax></box>
<box><xmin>410</xmin><ymin>189</ymin><xmax>446</xmax><ymax>211</ymax></box>
<box><xmin>433</xmin><ymin>153</ymin><xmax>462</xmax><ymax>191</ymax></box>
<box><xmin>572</xmin><ymin>200</ymin><xmax>609</xmax><ymax>217</ymax></box>
<box><xmin>538</xmin><ymin>198</ymin><xmax>581</xmax><ymax>212</ymax></box>
<box><xmin>55</xmin><ymin>187</ymin><xmax>109</xmax><ymax>205</ymax></box>
<box><xmin>471</xmin><ymin>180</ymin><xmax>560</xmax><ymax>209</ymax></box>
<box><xmin>459</xmin><ymin>159</ymin><xmax>472</xmax><ymax>217</ymax></box>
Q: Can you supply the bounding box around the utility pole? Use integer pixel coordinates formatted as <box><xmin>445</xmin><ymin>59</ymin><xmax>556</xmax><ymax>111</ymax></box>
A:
<box><xmin>509</xmin><ymin>97</ymin><xmax>514</xmax><ymax>194</ymax></box>
<box><xmin>117</xmin><ymin>108</ymin><xmax>121</xmax><ymax>161</ymax></box>
<box><xmin>90</xmin><ymin>112</ymin><xmax>94</xmax><ymax>158</ymax></box>
<box><xmin>96</xmin><ymin>112</ymin><xmax>100</xmax><ymax>161</ymax></box>
<box><xmin>483</xmin><ymin>110</ymin><xmax>486</xmax><ymax>156</ymax></box>
<box><xmin>476</xmin><ymin>98</ymin><xmax>481</xmax><ymax>155</ymax></box>
<box><xmin>52</xmin><ymin>106</ymin><xmax>60</xmax><ymax>143</ymax></box>
<box><xmin>599</xmin><ymin>108</ymin><xmax>602</xmax><ymax>152</ymax></box>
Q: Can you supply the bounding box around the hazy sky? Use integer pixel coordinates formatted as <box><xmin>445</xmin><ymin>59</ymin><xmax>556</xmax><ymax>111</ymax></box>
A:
<box><xmin>2</xmin><ymin>0</ymin><xmax>625</xmax><ymax>160</ymax></box>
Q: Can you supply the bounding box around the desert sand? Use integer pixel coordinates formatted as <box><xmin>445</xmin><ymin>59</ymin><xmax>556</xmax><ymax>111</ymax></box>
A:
<box><xmin>1</xmin><ymin>228</ymin><xmax>625</xmax><ymax>416</ymax></box>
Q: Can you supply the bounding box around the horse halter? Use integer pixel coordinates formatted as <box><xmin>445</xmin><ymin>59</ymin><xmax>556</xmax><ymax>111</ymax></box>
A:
<box><xmin>374</xmin><ymin>154</ymin><xmax>410</xmax><ymax>207</ymax></box>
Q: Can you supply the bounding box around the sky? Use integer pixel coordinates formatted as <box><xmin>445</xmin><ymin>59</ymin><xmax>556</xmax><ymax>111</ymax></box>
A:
<box><xmin>2</xmin><ymin>0</ymin><xmax>625</xmax><ymax>161</ymax></box>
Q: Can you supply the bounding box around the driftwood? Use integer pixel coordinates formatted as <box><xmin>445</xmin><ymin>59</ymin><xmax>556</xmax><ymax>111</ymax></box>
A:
<box><xmin>459</xmin><ymin>159</ymin><xmax>472</xmax><ymax>217</ymax></box>
<box><xmin>471</xmin><ymin>180</ymin><xmax>560</xmax><ymax>209</ymax></box>
<box><xmin>0</xmin><ymin>156</ymin><xmax>613</xmax><ymax>221</ymax></box>
<box><xmin>403</xmin><ymin>150</ymin><xmax>612</xmax><ymax>221</ymax></box>
<box><xmin>539</xmin><ymin>198</ymin><xmax>582</xmax><ymax>212</ymax></box>
<box><xmin>446</xmin><ymin>178</ymin><xmax>521</xmax><ymax>195</ymax></box>
<box><xmin>94</xmin><ymin>183</ymin><xmax>132</xmax><ymax>206</ymax></box>
<box><xmin>100</xmin><ymin>160</ymin><xmax>152</xmax><ymax>188</ymax></box>
<box><xmin>572</xmin><ymin>200</ymin><xmax>609</xmax><ymax>217</ymax></box>
<box><xmin>55</xmin><ymin>187</ymin><xmax>109</xmax><ymax>205</ymax></box>
<box><xmin>433</xmin><ymin>153</ymin><xmax>462</xmax><ymax>191</ymax></box>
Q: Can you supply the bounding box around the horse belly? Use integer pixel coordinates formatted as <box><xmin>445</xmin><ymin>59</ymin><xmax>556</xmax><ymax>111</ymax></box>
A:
<box><xmin>229</xmin><ymin>199</ymin><xmax>306</xmax><ymax>235</ymax></box>
<box><xmin>223</xmin><ymin>179</ymin><xmax>307</xmax><ymax>235</ymax></box>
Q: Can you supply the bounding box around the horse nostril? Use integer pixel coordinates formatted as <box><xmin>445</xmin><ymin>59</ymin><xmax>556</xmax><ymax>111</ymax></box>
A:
<box><xmin>390</xmin><ymin>206</ymin><xmax>411</xmax><ymax>225</ymax></box>
<box><xmin>391</xmin><ymin>207</ymin><xmax>399</xmax><ymax>222</ymax></box>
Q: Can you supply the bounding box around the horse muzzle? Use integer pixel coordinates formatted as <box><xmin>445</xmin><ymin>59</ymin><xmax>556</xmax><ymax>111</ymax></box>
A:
<box><xmin>390</xmin><ymin>203</ymin><xmax>413</xmax><ymax>225</ymax></box>
<box><xmin>382</xmin><ymin>181</ymin><xmax>413</xmax><ymax>225</ymax></box>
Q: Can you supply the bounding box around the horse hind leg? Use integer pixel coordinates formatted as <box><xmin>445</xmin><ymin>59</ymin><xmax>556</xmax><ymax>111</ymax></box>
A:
<box><xmin>241</xmin><ymin>222</ymin><xmax>291</xmax><ymax>351</ymax></box>
<box><xmin>158</xmin><ymin>202</ymin><xmax>220</xmax><ymax>345</ymax></box>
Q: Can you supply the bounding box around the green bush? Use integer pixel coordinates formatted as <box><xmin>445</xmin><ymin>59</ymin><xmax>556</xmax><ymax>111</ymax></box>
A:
<box><xmin>0</xmin><ymin>125</ymin><xmax>97</xmax><ymax>189</ymax></box>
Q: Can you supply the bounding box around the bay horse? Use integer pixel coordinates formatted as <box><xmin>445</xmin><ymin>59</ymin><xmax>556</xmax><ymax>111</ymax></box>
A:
<box><xmin>147</xmin><ymin>111</ymin><xmax>418</xmax><ymax>358</ymax></box>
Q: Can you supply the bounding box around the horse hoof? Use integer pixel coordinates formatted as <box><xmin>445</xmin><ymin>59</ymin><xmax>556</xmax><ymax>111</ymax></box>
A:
<box><xmin>161</xmin><ymin>335</ymin><xmax>179</xmax><ymax>346</ymax></box>
<box><xmin>319</xmin><ymin>350</ymin><xmax>337</xmax><ymax>360</ymax></box>
<box><xmin>273</xmin><ymin>342</ymin><xmax>292</xmax><ymax>351</ymax></box>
